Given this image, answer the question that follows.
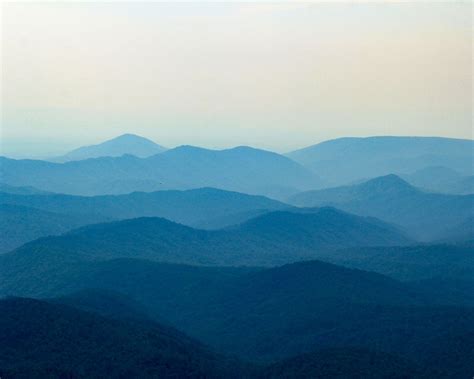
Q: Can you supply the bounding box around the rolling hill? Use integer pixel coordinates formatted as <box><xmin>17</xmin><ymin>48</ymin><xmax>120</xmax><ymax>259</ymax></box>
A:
<box><xmin>0</xmin><ymin>187</ymin><xmax>287</xmax><ymax>230</ymax></box>
<box><xmin>316</xmin><ymin>244</ymin><xmax>474</xmax><ymax>282</ymax></box>
<box><xmin>287</xmin><ymin>136</ymin><xmax>474</xmax><ymax>186</ymax></box>
<box><xmin>288</xmin><ymin>174</ymin><xmax>474</xmax><ymax>241</ymax></box>
<box><xmin>5</xmin><ymin>289</ymin><xmax>468</xmax><ymax>378</ymax></box>
<box><xmin>53</xmin><ymin>133</ymin><xmax>167</xmax><ymax>162</ymax></box>
<box><xmin>0</xmin><ymin>208</ymin><xmax>412</xmax><ymax>297</ymax></box>
<box><xmin>0</xmin><ymin>145</ymin><xmax>321</xmax><ymax>198</ymax></box>
<box><xmin>0</xmin><ymin>187</ymin><xmax>290</xmax><ymax>251</ymax></box>
<box><xmin>2</xmin><ymin>258</ymin><xmax>472</xmax><ymax>371</ymax></box>
<box><xmin>0</xmin><ymin>204</ymin><xmax>107</xmax><ymax>253</ymax></box>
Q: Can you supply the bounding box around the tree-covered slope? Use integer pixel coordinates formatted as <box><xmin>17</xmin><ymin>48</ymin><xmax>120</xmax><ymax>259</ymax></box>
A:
<box><xmin>0</xmin><ymin>208</ymin><xmax>412</xmax><ymax>296</ymax></box>
<box><xmin>3</xmin><ymin>258</ymin><xmax>473</xmax><ymax>367</ymax></box>
<box><xmin>262</xmin><ymin>348</ymin><xmax>426</xmax><ymax>379</ymax></box>
<box><xmin>0</xmin><ymin>297</ymin><xmax>244</xmax><ymax>378</ymax></box>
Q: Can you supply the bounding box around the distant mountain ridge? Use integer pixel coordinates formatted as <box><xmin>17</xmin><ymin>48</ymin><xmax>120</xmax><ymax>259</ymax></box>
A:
<box><xmin>0</xmin><ymin>187</ymin><xmax>289</xmax><ymax>251</ymax></box>
<box><xmin>53</xmin><ymin>133</ymin><xmax>167</xmax><ymax>162</ymax></box>
<box><xmin>402</xmin><ymin>166</ymin><xmax>474</xmax><ymax>195</ymax></box>
<box><xmin>288</xmin><ymin>174</ymin><xmax>474</xmax><ymax>241</ymax></box>
<box><xmin>288</xmin><ymin>136</ymin><xmax>474</xmax><ymax>186</ymax></box>
<box><xmin>1</xmin><ymin>145</ymin><xmax>321</xmax><ymax>198</ymax></box>
<box><xmin>0</xmin><ymin>187</ymin><xmax>287</xmax><ymax>228</ymax></box>
<box><xmin>0</xmin><ymin>203</ymin><xmax>108</xmax><ymax>254</ymax></box>
<box><xmin>3</xmin><ymin>135</ymin><xmax>471</xmax><ymax>197</ymax></box>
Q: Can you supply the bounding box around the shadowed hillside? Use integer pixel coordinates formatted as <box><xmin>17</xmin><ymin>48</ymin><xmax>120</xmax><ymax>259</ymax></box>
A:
<box><xmin>2</xmin><ymin>259</ymin><xmax>472</xmax><ymax>371</ymax></box>
<box><xmin>262</xmin><ymin>348</ymin><xmax>426</xmax><ymax>379</ymax></box>
<box><xmin>0</xmin><ymin>297</ymin><xmax>245</xmax><ymax>378</ymax></box>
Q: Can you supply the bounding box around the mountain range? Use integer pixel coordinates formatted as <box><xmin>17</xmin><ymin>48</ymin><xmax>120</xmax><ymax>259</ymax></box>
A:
<box><xmin>0</xmin><ymin>207</ymin><xmax>412</xmax><ymax>297</ymax></box>
<box><xmin>1</xmin><ymin>145</ymin><xmax>321</xmax><ymax>198</ymax></box>
<box><xmin>2</xmin><ymin>133</ymin><xmax>473</xmax><ymax>378</ymax></box>
<box><xmin>6</xmin><ymin>293</ymin><xmax>466</xmax><ymax>378</ymax></box>
<box><xmin>402</xmin><ymin>166</ymin><xmax>473</xmax><ymax>195</ymax></box>
<box><xmin>3</xmin><ymin>135</ymin><xmax>472</xmax><ymax>199</ymax></box>
<box><xmin>0</xmin><ymin>203</ymin><xmax>109</xmax><ymax>254</ymax></box>
<box><xmin>287</xmin><ymin>136</ymin><xmax>474</xmax><ymax>186</ymax></box>
<box><xmin>2</xmin><ymin>174</ymin><xmax>471</xmax><ymax>252</ymax></box>
<box><xmin>288</xmin><ymin>174</ymin><xmax>474</xmax><ymax>241</ymax></box>
<box><xmin>1</xmin><ymin>260</ymin><xmax>472</xmax><ymax>376</ymax></box>
<box><xmin>0</xmin><ymin>187</ymin><xmax>289</xmax><ymax>252</ymax></box>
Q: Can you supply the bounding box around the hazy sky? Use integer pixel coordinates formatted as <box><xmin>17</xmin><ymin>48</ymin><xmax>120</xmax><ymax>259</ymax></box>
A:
<box><xmin>1</xmin><ymin>1</ymin><xmax>472</xmax><ymax>157</ymax></box>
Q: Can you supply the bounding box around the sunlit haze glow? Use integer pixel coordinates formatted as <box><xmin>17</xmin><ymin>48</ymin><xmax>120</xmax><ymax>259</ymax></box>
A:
<box><xmin>1</xmin><ymin>2</ymin><xmax>472</xmax><ymax>157</ymax></box>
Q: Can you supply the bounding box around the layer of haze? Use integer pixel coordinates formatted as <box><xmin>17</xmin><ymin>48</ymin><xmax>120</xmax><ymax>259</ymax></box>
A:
<box><xmin>1</xmin><ymin>2</ymin><xmax>472</xmax><ymax>157</ymax></box>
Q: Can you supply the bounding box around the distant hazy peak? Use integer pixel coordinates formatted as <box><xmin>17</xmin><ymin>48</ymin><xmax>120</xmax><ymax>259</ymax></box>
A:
<box><xmin>56</xmin><ymin>134</ymin><xmax>166</xmax><ymax>162</ymax></box>
<box><xmin>111</xmin><ymin>133</ymin><xmax>147</xmax><ymax>140</ymax></box>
